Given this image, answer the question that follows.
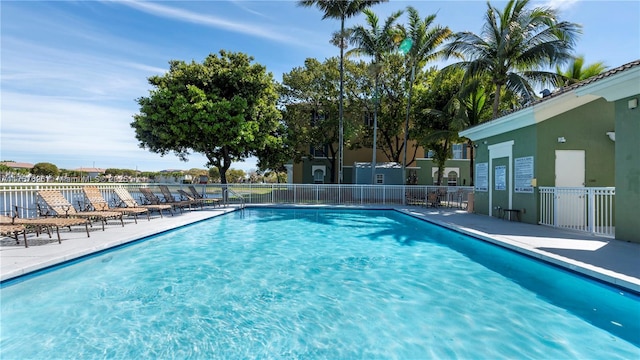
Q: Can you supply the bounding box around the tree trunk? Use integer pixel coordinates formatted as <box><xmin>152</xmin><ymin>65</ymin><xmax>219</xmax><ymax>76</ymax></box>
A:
<box><xmin>371</xmin><ymin>75</ymin><xmax>379</xmax><ymax>185</ymax></box>
<box><xmin>338</xmin><ymin>15</ymin><xmax>345</xmax><ymax>184</ymax></box>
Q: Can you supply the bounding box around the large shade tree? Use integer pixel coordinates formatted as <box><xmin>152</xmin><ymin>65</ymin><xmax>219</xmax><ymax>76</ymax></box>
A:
<box><xmin>280</xmin><ymin>58</ymin><xmax>341</xmax><ymax>183</ymax></box>
<box><xmin>298</xmin><ymin>0</ymin><xmax>388</xmax><ymax>183</ymax></box>
<box><xmin>444</xmin><ymin>0</ymin><xmax>581</xmax><ymax>117</ymax></box>
<box><xmin>131</xmin><ymin>51</ymin><xmax>281</xmax><ymax>184</ymax></box>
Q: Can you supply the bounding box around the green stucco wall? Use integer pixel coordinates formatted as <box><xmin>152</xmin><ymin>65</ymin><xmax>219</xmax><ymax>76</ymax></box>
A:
<box><xmin>614</xmin><ymin>96</ymin><xmax>640</xmax><ymax>243</ymax></box>
<box><xmin>472</xmin><ymin>125</ymin><xmax>538</xmax><ymax>223</ymax></box>
<box><xmin>536</xmin><ymin>98</ymin><xmax>616</xmax><ymax>188</ymax></box>
<box><xmin>415</xmin><ymin>159</ymin><xmax>472</xmax><ymax>186</ymax></box>
<box><xmin>471</xmin><ymin>98</ymin><xmax>615</xmax><ymax>225</ymax></box>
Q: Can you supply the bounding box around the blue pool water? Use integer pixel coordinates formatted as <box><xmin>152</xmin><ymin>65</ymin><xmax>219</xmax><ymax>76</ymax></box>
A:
<box><xmin>1</xmin><ymin>208</ymin><xmax>639</xmax><ymax>359</ymax></box>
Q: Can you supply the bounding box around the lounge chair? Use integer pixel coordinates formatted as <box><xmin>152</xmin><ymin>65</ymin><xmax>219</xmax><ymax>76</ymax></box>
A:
<box><xmin>1</xmin><ymin>213</ymin><xmax>90</xmax><ymax>246</ymax></box>
<box><xmin>0</xmin><ymin>222</ymin><xmax>27</xmax><ymax>247</ymax></box>
<box><xmin>112</xmin><ymin>188</ymin><xmax>173</xmax><ymax>217</ymax></box>
<box><xmin>188</xmin><ymin>185</ymin><xmax>222</xmax><ymax>207</ymax></box>
<box><xmin>37</xmin><ymin>190</ymin><xmax>124</xmax><ymax>231</ymax></box>
<box><xmin>83</xmin><ymin>186</ymin><xmax>150</xmax><ymax>223</ymax></box>
<box><xmin>139</xmin><ymin>187</ymin><xmax>187</xmax><ymax>213</ymax></box>
<box><xmin>177</xmin><ymin>189</ymin><xmax>205</xmax><ymax>209</ymax></box>
<box><xmin>405</xmin><ymin>191</ymin><xmax>425</xmax><ymax>206</ymax></box>
<box><xmin>157</xmin><ymin>185</ymin><xmax>196</xmax><ymax>211</ymax></box>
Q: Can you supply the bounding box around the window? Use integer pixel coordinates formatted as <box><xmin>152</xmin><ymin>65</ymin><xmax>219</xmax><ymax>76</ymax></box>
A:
<box><xmin>427</xmin><ymin>150</ymin><xmax>435</xmax><ymax>158</ymax></box>
<box><xmin>310</xmin><ymin>145</ymin><xmax>328</xmax><ymax>158</ymax></box>
<box><xmin>447</xmin><ymin>171</ymin><xmax>458</xmax><ymax>186</ymax></box>
<box><xmin>364</xmin><ymin>111</ymin><xmax>374</xmax><ymax>127</ymax></box>
<box><xmin>452</xmin><ymin>144</ymin><xmax>463</xmax><ymax>159</ymax></box>
<box><xmin>376</xmin><ymin>173</ymin><xmax>384</xmax><ymax>184</ymax></box>
<box><xmin>310</xmin><ymin>110</ymin><xmax>326</xmax><ymax>126</ymax></box>
<box><xmin>314</xmin><ymin>169</ymin><xmax>324</xmax><ymax>184</ymax></box>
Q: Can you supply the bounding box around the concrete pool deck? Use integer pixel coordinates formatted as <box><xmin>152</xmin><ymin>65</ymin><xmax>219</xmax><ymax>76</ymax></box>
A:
<box><xmin>1</xmin><ymin>205</ymin><xmax>639</xmax><ymax>293</ymax></box>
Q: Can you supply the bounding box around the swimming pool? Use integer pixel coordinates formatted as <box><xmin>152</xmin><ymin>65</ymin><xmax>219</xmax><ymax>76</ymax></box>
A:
<box><xmin>1</xmin><ymin>208</ymin><xmax>638</xmax><ymax>358</ymax></box>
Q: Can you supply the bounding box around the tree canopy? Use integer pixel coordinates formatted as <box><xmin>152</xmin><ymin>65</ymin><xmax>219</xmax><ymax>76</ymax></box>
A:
<box><xmin>444</xmin><ymin>0</ymin><xmax>581</xmax><ymax>117</ymax></box>
<box><xmin>32</xmin><ymin>162</ymin><xmax>59</xmax><ymax>177</ymax></box>
<box><xmin>131</xmin><ymin>50</ymin><xmax>281</xmax><ymax>184</ymax></box>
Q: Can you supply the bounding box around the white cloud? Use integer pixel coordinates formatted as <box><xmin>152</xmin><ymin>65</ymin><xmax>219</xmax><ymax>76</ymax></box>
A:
<box><xmin>538</xmin><ymin>0</ymin><xmax>581</xmax><ymax>11</ymax></box>
<box><xmin>120</xmin><ymin>0</ymin><xmax>305</xmax><ymax>46</ymax></box>
<box><xmin>0</xmin><ymin>92</ymin><xmax>258</xmax><ymax>172</ymax></box>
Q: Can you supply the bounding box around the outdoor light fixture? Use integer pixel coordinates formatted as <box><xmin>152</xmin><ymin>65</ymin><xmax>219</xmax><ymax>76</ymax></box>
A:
<box><xmin>557</xmin><ymin>137</ymin><xmax>567</xmax><ymax>143</ymax></box>
<box><xmin>629</xmin><ymin>98</ymin><xmax>638</xmax><ymax>109</ymax></box>
<box><xmin>606</xmin><ymin>132</ymin><xmax>616</xmax><ymax>141</ymax></box>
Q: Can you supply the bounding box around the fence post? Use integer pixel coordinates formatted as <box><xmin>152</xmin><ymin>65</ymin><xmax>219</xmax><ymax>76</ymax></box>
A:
<box><xmin>553</xmin><ymin>189</ymin><xmax>558</xmax><ymax>228</ymax></box>
<box><xmin>588</xmin><ymin>188</ymin><xmax>595</xmax><ymax>234</ymax></box>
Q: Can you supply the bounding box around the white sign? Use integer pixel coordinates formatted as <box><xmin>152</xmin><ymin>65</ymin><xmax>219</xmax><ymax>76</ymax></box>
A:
<box><xmin>495</xmin><ymin>165</ymin><xmax>506</xmax><ymax>191</ymax></box>
<box><xmin>515</xmin><ymin>156</ymin><xmax>534</xmax><ymax>193</ymax></box>
<box><xmin>475</xmin><ymin>162</ymin><xmax>488</xmax><ymax>192</ymax></box>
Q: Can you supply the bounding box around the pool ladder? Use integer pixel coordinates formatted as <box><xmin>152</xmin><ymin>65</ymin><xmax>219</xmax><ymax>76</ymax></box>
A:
<box><xmin>223</xmin><ymin>188</ymin><xmax>245</xmax><ymax>210</ymax></box>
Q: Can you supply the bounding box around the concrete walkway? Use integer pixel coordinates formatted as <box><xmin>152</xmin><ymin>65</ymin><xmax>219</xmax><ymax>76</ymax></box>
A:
<box><xmin>1</xmin><ymin>205</ymin><xmax>639</xmax><ymax>293</ymax></box>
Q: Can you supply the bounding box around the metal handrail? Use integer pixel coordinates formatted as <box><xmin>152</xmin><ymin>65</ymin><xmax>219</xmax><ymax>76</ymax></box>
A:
<box><xmin>223</xmin><ymin>188</ymin><xmax>245</xmax><ymax>209</ymax></box>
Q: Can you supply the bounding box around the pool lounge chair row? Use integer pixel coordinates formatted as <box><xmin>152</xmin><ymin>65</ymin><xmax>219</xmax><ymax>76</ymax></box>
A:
<box><xmin>2</xmin><ymin>186</ymin><xmax>221</xmax><ymax>248</ymax></box>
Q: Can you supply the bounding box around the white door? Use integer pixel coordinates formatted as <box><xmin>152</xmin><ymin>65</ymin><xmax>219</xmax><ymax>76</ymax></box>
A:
<box><xmin>555</xmin><ymin>150</ymin><xmax>585</xmax><ymax>227</ymax></box>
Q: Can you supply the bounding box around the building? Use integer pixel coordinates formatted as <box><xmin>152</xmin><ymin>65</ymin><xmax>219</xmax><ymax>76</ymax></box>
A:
<box><xmin>459</xmin><ymin>60</ymin><xmax>640</xmax><ymax>243</ymax></box>
<box><xmin>0</xmin><ymin>161</ymin><xmax>34</xmax><ymax>171</ymax></box>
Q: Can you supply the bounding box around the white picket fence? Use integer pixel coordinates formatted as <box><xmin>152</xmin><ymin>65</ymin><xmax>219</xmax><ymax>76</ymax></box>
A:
<box><xmin>539</xmin><ymin>187</ymin><xmax>615</xmax><ymax>237</ymax></box>
<box><xmin>0</xmin><ymin>183</ymin><xmax>473</xmax><ymax>218</ymax></box>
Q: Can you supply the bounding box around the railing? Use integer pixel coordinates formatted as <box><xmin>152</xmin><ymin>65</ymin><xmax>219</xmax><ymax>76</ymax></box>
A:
<box><xmin>0</xmin><ymin>183</ymin><xmax>473</xmax><ymax>217</ymax></box>
<box><xmin>223</xmin><ymin>188</ymin><xmax>245</xmax><ymax>209</ymax></box>
<box><xmin>539</xmin><ymin>187</ymin><xmax>615</xmax><ymax>238</ymax></box>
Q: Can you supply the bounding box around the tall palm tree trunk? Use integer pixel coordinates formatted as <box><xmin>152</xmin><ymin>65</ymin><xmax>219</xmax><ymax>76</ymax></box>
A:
<box><xmin>338</xmin><ymin>16</ymin><xmax>345</xmax><ymax>184</ymax></box>
<box><xmin>371</xmin><ymin>75</ymin><xmax>379</xmax><ymax>184</ymax></box>
<box><xmin>402</xmin><ymin>64</ymin><xmax>416</xmax><ymax>184</ymax></box>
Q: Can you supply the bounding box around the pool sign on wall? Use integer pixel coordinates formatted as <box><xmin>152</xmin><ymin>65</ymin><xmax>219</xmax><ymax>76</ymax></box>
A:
<box><xmin>495</xmin><ymin>165</ymin><xmax>506</xmax><ymax>191</ymax></box>
<box><xmin>475</xmin><ymin>162</ymin><xmax>488</xmax><ymax>191</ymax></box>
<box><xmin>515</xmin><ymin>156</ymin><xmax>534</xmax><ymax>193</ymax></box>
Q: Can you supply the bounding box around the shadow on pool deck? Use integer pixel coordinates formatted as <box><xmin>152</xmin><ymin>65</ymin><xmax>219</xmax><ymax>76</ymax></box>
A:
<box><xmin>1</xmin><ymin>204</ymin><xmax>639</xmax><ymax>293</ymax></box>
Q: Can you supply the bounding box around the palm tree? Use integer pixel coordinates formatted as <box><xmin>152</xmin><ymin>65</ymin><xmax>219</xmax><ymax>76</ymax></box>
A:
<box><xmin>453</xmin><ymin>77</ymin><xmax>491</xmax><ymax>186</ymax></box>
<box><xmin>347</xmin><ymin>9</ymin><xmax>403</xmax><ymax>184</ymax></box>
<box><xmin>298</xmin><ymin>0</ymin><xmax>387</xmax><ymax>183</ymax></box>
<box><xmin>444</xmin><ymin>0</ymin><xmax>581</xmax><ymax>118</ymax></box>
<box><xmin>556</xmin><ymin>55</ymin><xmax>607</xmax><ymax>86</ymax></box>
<box><xmin>399</xmin><ymin>6</ymin><xmax>452</xmax><ymax>180</ymax></box>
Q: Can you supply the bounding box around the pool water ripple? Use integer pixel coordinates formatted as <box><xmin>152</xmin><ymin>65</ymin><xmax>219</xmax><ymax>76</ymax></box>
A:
<box><xmin>1</xmin><ymin>208</ymin><xmax>638</xmax><ymax>359</ymax></box>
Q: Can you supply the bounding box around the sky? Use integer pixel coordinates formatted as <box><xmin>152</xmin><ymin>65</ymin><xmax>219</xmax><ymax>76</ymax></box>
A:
<box><xmin>2</xmin><ymin>0</ymin><xmax>639</xmax><ymax>173</ymax></box>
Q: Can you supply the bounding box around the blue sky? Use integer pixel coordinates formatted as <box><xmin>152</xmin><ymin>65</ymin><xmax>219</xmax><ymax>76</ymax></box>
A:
<box><xmin>2</xmin><ymin>0</ymin><xmax>638</xmax><ymax>173</ymax></box>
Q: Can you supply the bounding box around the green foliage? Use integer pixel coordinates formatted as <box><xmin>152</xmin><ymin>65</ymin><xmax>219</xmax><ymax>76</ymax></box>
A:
<box><xmin>32</xmin><ymin>162</ymin><xmax>59</xmax><ymax>177</ymax></box>
<box><xmin>413</xmin><ymin>68</ymin><xmax>465</xmax><ymax>185</ymax></box>
<box><xmin>444</xmin><ymin>0</ymin><xmax>581</xmax><ymax>117</ymax></box>
<box><xmin>556</xmin><ymin>55</ymin><xmax>607</xmax><ymax>86</ymax></box>
<box><xmin>226</xmin><ymin>169</ymin><xmax>246</xmax><ymax>183</ymax></box>
<box><xmin>131</xmin><ymin>50</ymin><xmax>281</xmax><ymax>184</ymax></box>
<box><xmin>208</xmin><ymin>167</ymin><xmax>221</xmax><ymax>183</ymax></box>
<box><xmin>280</xmin><ymin>57</ymin><xmax>343</xmax><ymax>182</ymax></box>
<box><xmin>0</xmin><ymin>164</ymin><xmax>13</xmax><ymax>175</ymax></box>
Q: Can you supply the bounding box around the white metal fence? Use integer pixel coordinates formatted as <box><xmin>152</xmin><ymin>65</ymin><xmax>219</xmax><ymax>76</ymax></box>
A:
<box><xmin>539</xmin><ymin>186</ymin><xmax>615</xmax><ymax>237</ymax></box>
<box><xmin>0</xmin><ymin>183</ymin><xmax>473</xmax><ymax>218</ymax></box>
